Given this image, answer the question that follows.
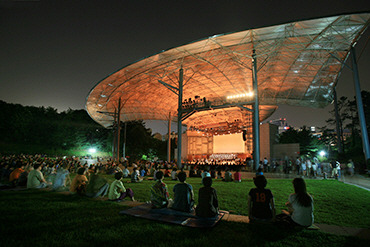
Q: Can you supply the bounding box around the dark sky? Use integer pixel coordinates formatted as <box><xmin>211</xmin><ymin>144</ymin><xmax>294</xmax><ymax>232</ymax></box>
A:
<box><xmin>1</xmin><ymin>0</ymin><xmax>369</xmax><ymax>134</ymax></box>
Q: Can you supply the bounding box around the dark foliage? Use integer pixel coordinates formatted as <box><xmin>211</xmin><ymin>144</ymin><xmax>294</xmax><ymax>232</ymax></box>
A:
<box><xmin>0</xmin><ymin>100</ymin><xmax>167</xmax><ymax>159</ymax></box>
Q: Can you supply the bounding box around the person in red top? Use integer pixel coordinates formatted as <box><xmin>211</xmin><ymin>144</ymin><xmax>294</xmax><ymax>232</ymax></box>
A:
<box><xmin>233</xmin><ymin>170</ymin><xmax>242</xmax><ymax>182</ymax></box>
<box><xmin>9</xmin><ymin>162</ymin><xmax>25</xmax><ymax>186</ymax></box>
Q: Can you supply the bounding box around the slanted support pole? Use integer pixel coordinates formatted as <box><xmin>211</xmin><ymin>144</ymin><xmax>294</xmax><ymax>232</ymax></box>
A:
<box><xmin>168</xmin><ymin>112</ymin><xmax>172</xmax><ymax>162</ymax></box>
<box><xmin>177</xmin><ymin>68</ymin><xmax>183</xmax><ymax>169</ymax></box>
<box><xmin>351</xmin><ymin>46</ymin><xmax>370</xmax><ymax>161</ymax></box>
<box><xmin>252</xmin><ymin>49</ymin><xmax>260</xmax><ymax>170</ymax></box>
<box><xmin>333</xmin><ymin>89</ymin><xmax>344</xmax><ymax>154</ymax></box>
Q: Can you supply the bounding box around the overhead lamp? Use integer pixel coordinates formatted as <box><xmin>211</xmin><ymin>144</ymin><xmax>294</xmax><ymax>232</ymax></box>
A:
<box><xmin>226</xmin><ymin>92</ymin><xmax>254</xmax><ymax>100</ymax></box>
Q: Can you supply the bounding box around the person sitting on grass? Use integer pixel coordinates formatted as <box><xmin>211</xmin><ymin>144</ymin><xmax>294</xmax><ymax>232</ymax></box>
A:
<box><xmin>18</xmin><ymin>165</ymin><xmax>33</xmax><ymax>187</ymax></box>
<box><xmin>108</xmin><ymin>172</ymin><xmax>135</xmax><ymax>202</ymax></box>
<box><xmin>223</xmin><ymin>169</ymin><xmax>233</xmax><ymax>182</ymax></box>
<box><xmin>276</xmin><ymin>178</ymin><xmax>314</xmax><ymax>227</ymax></box>
<box><xmin>255</xmin><ymin>167</ymin><xmax>263</xmax><ymax>176</ymax></box>
<box><xmin>248</xmin><ymin>175</ymin><xmax>275</xmax><ymax>222</ymax></box>
<box><xmin>86</xmin><ymin>167</ymin><xmax>109</xmax><ymax>198</ymax></box>
<box><xmin>196</xmin><ymin>177</ymin><xmax>219</xmax><ymax>218</ymax></box>
<box><xmin>233</xmin><ymin>169</ymin><xmax>242</xmax><ymax>182</ymax></box>
<box><xmin>70</xmin><ymin>167</ymin><xmax>88</xmax><ymax>195</ymax></box>
<box><xmin>164</xmin><ymin>168</ymin><xmax>170</xmax><ymax>177</ymax></box>
<box><xmin>150</xmin><ymin>171</ymin><xmax>171</xmax><ymax>208</ymax></box>
<box><xmin>9</xmin><ymin>161</ymin><xmax>25</xmax><ymax>186</ymax></box>
<box><xmin>52</xmin><ymin>163</ymin><xmax>71</xmax><ymax>191</ymax></box>
<box><xmin>122</xmin><ymin>166</ymin><xmax>130</xmax><ymax>178</ymax></box>
<box><xmin>217</xmin><ymin>169</ymin><xmax>223</xmax><ymax>179</ymax></box>
<box><xmin>131</xmin><ymin>167</ymin><xmax>143</xmax><ymax>183</ymax></box>
<box><xmin>27</xmin><ymin>163</ymin><xmax>51</xmax><ymax>189</ymax></box>
<box><xmin>171</xmin><ymin>171</ymin><xmax>195</xmax><ymax>213</ymax></box>
<box><xmin>171</xmin><ymin>168</ymin><xmax>178</xmax><ymax>181</ymax></box>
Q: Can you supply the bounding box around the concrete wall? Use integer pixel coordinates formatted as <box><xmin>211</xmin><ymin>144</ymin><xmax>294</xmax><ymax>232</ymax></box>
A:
<box><xmin>260</xmin><ymin>123</ymin><xmax>279</xmax><ymax>161</ymax></box>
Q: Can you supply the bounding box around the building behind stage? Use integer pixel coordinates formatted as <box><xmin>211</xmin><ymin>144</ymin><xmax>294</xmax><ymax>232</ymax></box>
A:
<box><xmin>180</xmin><ymin>123</ymin><xmax>299</xmax><ymax>162</ymax></box>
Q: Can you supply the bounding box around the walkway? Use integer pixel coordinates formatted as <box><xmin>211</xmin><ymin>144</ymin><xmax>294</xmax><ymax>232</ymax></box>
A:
<box><xmin>116</xmin><ymin>200</ymin><xmax>370</xmax><ymax>240</ymax></box>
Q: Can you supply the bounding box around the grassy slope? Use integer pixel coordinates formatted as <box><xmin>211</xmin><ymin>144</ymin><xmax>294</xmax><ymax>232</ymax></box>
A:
<box><xmin>106</xmin><ymin>177</ymin><xmax>370</xmax><ymax>228</ymax></box>
<box><xmin>0</xmin><ymin>178</ymin><xmax>369</xmax><ymax>247</ymax></box>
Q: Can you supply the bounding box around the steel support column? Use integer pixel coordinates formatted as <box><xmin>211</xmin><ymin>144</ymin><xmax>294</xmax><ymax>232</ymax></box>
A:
<box><xmin>168</xmin><ymin>112</ymin><xmax>172</xmax><ymax>162</ymax></box>
<box><xmin>351</xmin><ymin>47</ymin><xmax>370</xmax><ymax>160</ymax></box>
<box><xmin>177</xmin><ymin>68</ymin><xmax>183</xmax><ymax>169</ymax></box>
<box><xmin>112</xmin><ymin>108</ymin><xmax>117</xmax><ymax>161</ymax></box>
<box><xmin>116</xmin><ymin>98</ymin><xmax>121</xmax><ymax>162</ymax></box>
<box><xmin>122</xmin><ymin>121</ymin><xmax>127</xmax><ymax>160</ymax></box>
<box><xmin>252</xmin><ymin>49</ymin><xmax>260</xmax><ymax>170</ymax></box>
<box><xmin>333</xmin><ymin>89</ymin><xmax>344</xmax><ymax>154</ymax></box>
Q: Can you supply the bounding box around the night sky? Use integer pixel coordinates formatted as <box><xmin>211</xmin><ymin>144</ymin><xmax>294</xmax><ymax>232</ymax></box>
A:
<box><xmin>1</xmin><ymin>0</ymin><xmax>369</xmax><ymax>134</ymax></box>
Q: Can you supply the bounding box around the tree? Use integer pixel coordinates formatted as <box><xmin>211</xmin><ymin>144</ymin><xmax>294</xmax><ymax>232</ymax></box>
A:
<box><xmin>279</xmin><ymin>126</ymin><xmax>324</xmax><ymax>156</ymax></box>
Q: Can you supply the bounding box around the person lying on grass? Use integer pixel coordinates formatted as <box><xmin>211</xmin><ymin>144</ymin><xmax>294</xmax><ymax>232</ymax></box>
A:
<box><xmin>150</xmin><ymin>171</ymin><xmax>172</xmax><ymax>208</ymax></box>
<box><xmin>108</xmin><ymin>171</ymin><xmax>135</xmax><ymax>202</ymax></box>
<box><xmin>70</xmin><ymin>167</ymin><xmax>88</xmax><ymax>195</ymax></box>
<box><xmin>86</xmin><ymin>167</ymin><xmax>109</xmax><ymax>198</ymax></box>
<box><xmin>276</xmin><ymin>178</ymin><xmax>314</xmax><ymax>227</ymax></box>
<box><xmin>248</xmin><ymin>175</ymin><xmax>276</xmax><ymax>223</ymax></box>
<box><xmin>196</xmin><ymin>177</ymin><xmax>219</xmax><ymax>218</ymax></box>
<box><xmin>171</xmin><ymin>171</ymin><xmax>195</xmax><ymax>213</ymax></box>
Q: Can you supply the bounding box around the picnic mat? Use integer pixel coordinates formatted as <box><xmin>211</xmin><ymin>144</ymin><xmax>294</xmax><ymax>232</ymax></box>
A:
<box><xmin>119</xmin><ymin>203</ymin><xmax>227</xmax><ymax>228</ymax></box>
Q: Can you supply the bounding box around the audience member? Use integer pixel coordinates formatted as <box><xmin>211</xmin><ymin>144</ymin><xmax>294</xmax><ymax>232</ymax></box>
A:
<box><xmin>171</xmin><ymin>172</ymin><xmax>194</xmax><ymax>212</ymax></box>
<box><xmin>196</xmin><ymin>177</ymin><xmax>219</xmax><ymax>217</ymax></box>
<box><xmin>248</xmin><ymin>175</ymin><xmax>275</xmax><ymax>222</ymax></box>
<box><xmin>150</xmin><ymin>171</ymin><xmax>171</xmax><ymax>208</ymax></box>
<box><xmin>233</xmin><ymin>169</ymin><xmax>241</xmax><ymax>182</ymax></box>
<box><xmin>171</xmin><ymin>168</ymin><xmax>177</xmax><ymax>181</ymax></box>
<box><xmin>276</xmin><ymin>178</ymin><xmax>314</xmax><ymax>227</ymax></box>
<box><xmin>122</xmin><ymin>166</ymin><xmax>130</xmax><ymax>178</ymax></box>
<box><xmin>70</xmin><ymin>167</ymin><xmax>88</xmax><ymax>195</ymax></box>
<box><xmin>108</xmin><ymin>172</ymin><xmax>135</xmax><ymax>201</ymax></box>
<box><xmin>86</xmin><ymin>168</ymin><xmax>109</xmax><ymax>198</ymax></box>
<box><xmin>18</xmin><ymin>165</ymin><xmax>33</xmax><ymax>187</ymax></box>
<box><xmin>9</xmin><ymin>161</ymin><xmax>25</xmax><ymax>186</ymax></box>
<box><xmin>223</xmin><ymin>169</ymin><xmax>233</xmax><ymax>182</ymax></box>
<box><xmin>52</xmin><ymin>163</ymin><xmax>71</xmax><ymax>191</ymax></box>
<box><xmin>131</xmin><ymin>167</ymin><xmax>142</xmax><ymax>183</ymax></box>
<box><xmin>27</xmin><ymin>163</ymin><xmax>51</xmax><ymax>189</ymax></box>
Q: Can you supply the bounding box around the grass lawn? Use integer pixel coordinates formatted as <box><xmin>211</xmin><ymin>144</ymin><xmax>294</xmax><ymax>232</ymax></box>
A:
<box><xmin>0</xmin><ymin>177</ymin><xmax>369</xmax><ymax>246</ymax></box>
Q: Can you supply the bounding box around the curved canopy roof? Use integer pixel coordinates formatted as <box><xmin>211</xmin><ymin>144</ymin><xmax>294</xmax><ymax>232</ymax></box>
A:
<box><xmin>86</xmin><ymin>13</ymin><xmax>370</xmax><ymax>130</ymax></box>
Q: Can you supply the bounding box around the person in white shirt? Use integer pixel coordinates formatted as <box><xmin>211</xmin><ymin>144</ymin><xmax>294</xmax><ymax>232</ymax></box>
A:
<box><xmin>277</xmin><ymin>178</ymin><xmax>314</xmax><ymax>227</ymax></box>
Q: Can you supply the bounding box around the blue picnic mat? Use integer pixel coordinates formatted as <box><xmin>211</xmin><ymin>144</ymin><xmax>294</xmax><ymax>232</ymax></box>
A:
<box><xmin>119</xmin><ymin>203</ymin><xmax>227</xmax><ymax>228</ymax></box>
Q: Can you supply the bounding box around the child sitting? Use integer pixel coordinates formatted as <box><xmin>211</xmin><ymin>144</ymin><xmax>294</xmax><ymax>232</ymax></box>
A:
<box><xmin>171</xmin><ymin>172</ymin><xmax>194</xmax><ymax>212</ymax></box>
<box><xmin>248</xmin><ymin>175</ymin><xmax>275</xmax><ymax>222</ymax></box>
<box><xmin>108</xmin><ymin>172</ymin><xmax>135</xmax><ymax>201</ymax></box>
<box><xmin>150</xmin><ymin>171</ymin><xmax>171</xmax><ymax>208</ymax></box>
<box><xmin>196</xmin><ymin>177</ymin><xmax>219</xmax><ymax>217</ymax></box>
